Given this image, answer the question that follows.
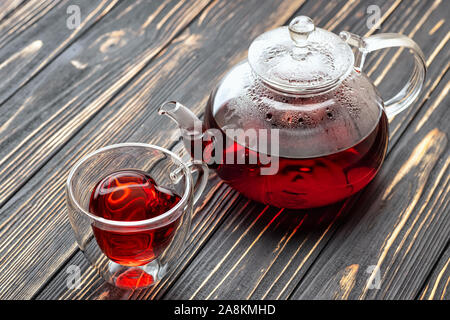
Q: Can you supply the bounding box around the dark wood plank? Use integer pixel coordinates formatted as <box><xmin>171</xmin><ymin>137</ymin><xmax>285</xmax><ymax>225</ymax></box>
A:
<box><xmin>0</xmin><ymin>0</ymin><xmax>27</xmax><ymax>23</ymax></box>
<box><xmin>0</xmin><ymin>0</ymin><xmax>209</xmax><ymax>207</ymax></box>
<box><xmin>7</xmin><ymin>0</ymin><xmax>449</xmax><ymax>300</ymax></box>
<box><xmin>36</xmin><ymin>0</ymin><xmax>403</xmax><ymax>300</ymax></box>
<box><xmin>290</xmin><ymin>70</ymin><xmax>449</xmax><ymax>299</ymax></box>
<box><xmin>161</xmin><ymin>0</ymin><xmax>450</xmax><ymax>300</ymax></box>
<box><xmin>0</xmin><ymin>0</ymin><xmax>212</xmax><ymax>299</ymax></box>
<box><xmin>419</xmin><ymin>244</ymin><xmax>450</xmax><ymax>300</ymax></box>
<box><xmin>0</xmin><ymin>0</ymin><xmax>118</xmax><ymax>106</ymax></box>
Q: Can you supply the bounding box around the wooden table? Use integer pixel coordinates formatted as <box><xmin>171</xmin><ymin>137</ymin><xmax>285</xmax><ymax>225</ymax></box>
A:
<box><xmin>0</xmin><ymin>0</ymin><xmax>448</xmax><ymax>300</ymax></box>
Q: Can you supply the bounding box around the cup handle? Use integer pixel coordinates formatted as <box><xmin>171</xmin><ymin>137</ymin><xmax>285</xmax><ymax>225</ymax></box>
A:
<box><xmin>185</xmin><ymin>160</ymin><xmax>209</xmax><ymax>205</ymax></box>
<box><xmin>340</xmin><ymin>32</ymin><xmax>426</xmax><ymax>118</ymax></box>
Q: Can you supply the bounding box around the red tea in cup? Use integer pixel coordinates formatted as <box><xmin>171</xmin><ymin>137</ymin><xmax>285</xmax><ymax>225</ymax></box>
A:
<box><xmin>89</xmin><ymin>170</ymin><xmax>181</xmax><ymax>266</ymax></box>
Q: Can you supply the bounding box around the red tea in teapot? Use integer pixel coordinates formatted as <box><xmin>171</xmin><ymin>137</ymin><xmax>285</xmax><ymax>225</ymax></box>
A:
<box><xmin>198</xmin><ymin>98</ymin><xmax>389</xmax><ymax>209</ymax></box>
<box><xmin>89</xmin><ymin>170</ymin><xmax>181</xmax><ymax>266</ymax></box>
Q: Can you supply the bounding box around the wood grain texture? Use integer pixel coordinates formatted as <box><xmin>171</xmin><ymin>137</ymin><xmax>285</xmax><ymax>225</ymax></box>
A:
<box><xmin>0</xmin><ymin>0</ymin><xmax>118</xmax><ymax>106</ymax></box>
<box><xmin>419</xmin><ymin>244</ymin><xmax>450</xmax><ymax>300</ymax></box>
<box><xmin>0</xmin><ymin>0</ymin><xmax>447</xmax><ymax>300</ymax></box>
<box><xmin>0</xmin><ymin>0</ymin><xmax>211</xmax><ymax>299</ymax></box>
<box><xmin>0</xmin><ymin>0</ymin><xmax>27</xmax><ymax>23</ymax></box>
<box><xmin>38</xmin><ymin>0</ymin><xmax>450</xmax><ymax>298</ymax></box>
<box><xmin>0</xmin><ymin>0</ymin><xmax>209</xmax><ymax>206</ymax></box>
<box><xmin>35</xmin><ymin>0</ymin><xmax>403</xmax><ymax>300</ymax></box>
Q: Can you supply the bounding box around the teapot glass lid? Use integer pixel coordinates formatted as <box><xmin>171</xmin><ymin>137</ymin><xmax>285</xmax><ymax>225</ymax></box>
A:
<box><xmin>248</xmin><ymin>16</ymin><xmax>354</xmax><ymax>94</ymax></box>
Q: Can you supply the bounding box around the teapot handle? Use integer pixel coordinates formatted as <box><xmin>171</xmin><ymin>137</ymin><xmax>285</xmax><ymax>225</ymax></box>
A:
<box><xmin>170</xmin><ymin>160</ymin><xmax>209</xmax><ymax>206</ymax></box>
<box><xmin>186</xmin><ymin>160</ymin><xmax>209</xmax><ymax>206</ymax></box>
<box><xmin>340</xmin><ymin>32</ymin><xmax>426</xmax><ymax>118</ymax></box>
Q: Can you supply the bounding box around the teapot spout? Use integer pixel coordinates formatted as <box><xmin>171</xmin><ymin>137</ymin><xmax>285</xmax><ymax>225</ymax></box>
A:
<box><xmin>158</xmin><ymin>101</ymin><xmax>203</xmax><ymax>138</ymax></box>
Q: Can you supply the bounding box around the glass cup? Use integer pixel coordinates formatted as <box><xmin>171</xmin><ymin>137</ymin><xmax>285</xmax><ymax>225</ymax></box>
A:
<box><xmin>66</xmin><ymin>143</ymin><xmax>208</xmax><ymax>289</ymax></box>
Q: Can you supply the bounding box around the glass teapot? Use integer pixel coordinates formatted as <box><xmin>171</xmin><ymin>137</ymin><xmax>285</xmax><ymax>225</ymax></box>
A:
<box><xmin>159</xmin><ymin>16</ymin><xmax>426</xmax><ymax>209</ymax></box>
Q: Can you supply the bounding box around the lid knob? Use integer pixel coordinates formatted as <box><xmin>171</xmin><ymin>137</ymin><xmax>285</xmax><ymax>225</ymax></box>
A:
<box><xmin>288</xmin><ymin>16</ymin><xmax>315</xmax><ymax>46</ymax></box>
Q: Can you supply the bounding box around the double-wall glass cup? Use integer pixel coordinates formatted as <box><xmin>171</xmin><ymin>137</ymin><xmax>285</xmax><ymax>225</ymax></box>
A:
<box><xmin>66</xmin><ymin>143</ymin><xmax>208</xmax><ymax>289</ymax></box>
